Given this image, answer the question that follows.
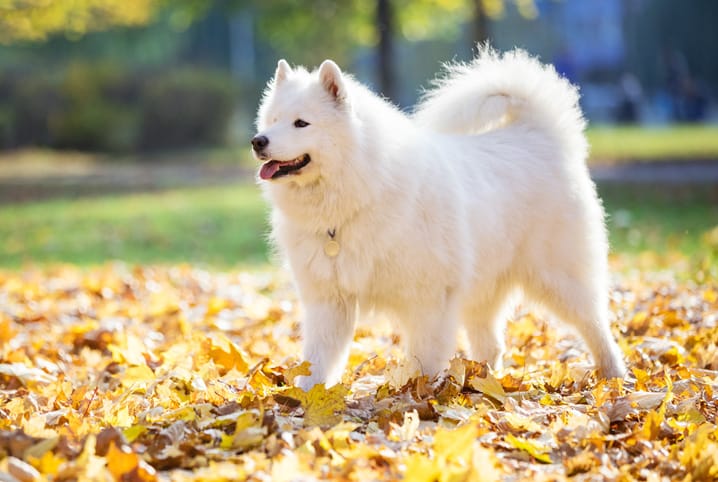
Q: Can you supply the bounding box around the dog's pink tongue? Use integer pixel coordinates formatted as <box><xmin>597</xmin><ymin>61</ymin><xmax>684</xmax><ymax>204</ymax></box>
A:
<box><xmin>259</xmin><ymin>161</ymin><xmax>280</xmax><ymax>180</ymax></box>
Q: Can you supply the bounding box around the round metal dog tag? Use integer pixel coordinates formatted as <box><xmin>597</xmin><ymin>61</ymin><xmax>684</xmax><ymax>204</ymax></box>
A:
<box><xmin>324</xmin><ymin>240</ymin><xmax>340</xmax><ymax>257</ymax></box>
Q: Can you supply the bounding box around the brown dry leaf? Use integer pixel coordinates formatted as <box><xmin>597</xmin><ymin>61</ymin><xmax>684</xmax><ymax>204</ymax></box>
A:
<box><xmin>563</xmin><ymin>450</ymin><xmax>600</xmax><ymax>476</ymax></box>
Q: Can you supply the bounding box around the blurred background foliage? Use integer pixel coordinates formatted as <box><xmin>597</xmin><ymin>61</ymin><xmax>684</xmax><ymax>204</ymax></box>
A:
<box><xmin>0</xmin><ymin>0</ymin><xmax>716</xmax><ymax>153</ymax></box>
<box><xmin>0</xmin><ymin>0</ymin><xmax>158</xmax><ymax>44</ymax></box>
<box><xmin>0</xmin><ymin>63</ymin><xmax>235</xmax><ymax>151</ymax></box>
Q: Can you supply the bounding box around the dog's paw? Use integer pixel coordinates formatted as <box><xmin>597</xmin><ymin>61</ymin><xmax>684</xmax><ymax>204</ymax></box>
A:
<box><xmin>295</xmin><ymin>375</ymin><xmax>312</xmax><ymax>391</ymax></box>
<box><xmin>295</xmin><ymin>374</ymin><xmax>324</xmax><ymax>392</ymax></box>
<box><xmin>598</xmin><ymin>357</ymin><xmax>627</xmax><ymax>380</ymax></box>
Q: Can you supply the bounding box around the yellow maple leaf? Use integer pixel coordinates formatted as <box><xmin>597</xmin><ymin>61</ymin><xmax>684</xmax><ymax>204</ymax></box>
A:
<box><xmin>106</xmin><ymin>442</ymin><xmax>138</xmax><ymax>477</ymax></box>
<box><xmin>106</xmin><ymin>442</ymin><xmax>157</xmax><ymax>481</ymax></box>
<box><xmin>284</xmin><ymin>384</ymin><xmax>349</xmax><ymax>427</ymax></box>
<box><xmin>283</xmin><ymin>361</ymin><xmax>312</xmax><ymax>386</ymax></box>
<box><xmin>640</xmin><ymin>404</ymin><xmax>666</xmax><ymax>440</ymax></box>
<box><xmin>208</xmin><ymin>335</ymin><xmax>249</xmax><ymax>375</ymax></box>
<box><xmin>632</xmin><ymin>367</ymin><xmax>651</xmax><ymax>391</ymax></box>
<box><xmin>106</xmin><ymin>405</ymin><xmax>134</xmax><ymax>428</ymax></box>
<box><xmin>404</xmin><ymin>453</ymin><xmax>441</xmax><ymax>482</ymax></box>
<box><xmin>27</xmin><ymin>450</ymin><xmax>65</xmax><ymax>476</ymax></box>
<box><xmin>434</xmin><ymin>422</ymin><xmax>478</xmax><ymax>465</ymax></box>
<box><xmin>248</xmin><ymin>365</ymin><xmax>277</xmax><ymax>397</ymax></box>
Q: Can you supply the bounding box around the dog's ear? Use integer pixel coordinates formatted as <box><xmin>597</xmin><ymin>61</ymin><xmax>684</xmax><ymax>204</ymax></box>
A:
<box><xmin>274</xmin><ymin>59</ymin><xmax>292</xmax><ymax>84</ymax></box>
<box><xmin>318</xmin><ymin>60</ymin><xmax>348</xmax><ymax>103</ymax></box>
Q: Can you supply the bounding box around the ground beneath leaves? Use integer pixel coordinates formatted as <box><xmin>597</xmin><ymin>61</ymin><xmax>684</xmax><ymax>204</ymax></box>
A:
<box><xmin>1</xmin><ymin>265</ymin><xmax>717</xmax><ymax>481</ymax></box>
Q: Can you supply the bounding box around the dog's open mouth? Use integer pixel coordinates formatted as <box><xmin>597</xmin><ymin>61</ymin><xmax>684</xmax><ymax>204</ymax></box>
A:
<box><xmin>259</xmin><ymin>154</ymin><xmax>311</xmax><ymax>180</ymax></box>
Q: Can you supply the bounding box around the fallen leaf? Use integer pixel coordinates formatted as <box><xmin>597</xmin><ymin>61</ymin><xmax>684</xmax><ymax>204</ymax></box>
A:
<box><xmin>0</xmin><ymin>363</ymin><xmax>55</xmax><ymax>385</ymax></box>
<box><xmin>208</xmin><ymin>335</ymin><xmax>249</xmax><ymax>375</ymax></box>
<box><xmin>284</xmin><ymin>384</ymin><xmax>349</xmax><ymax>427</ymax></box>
<box><xmin>106</xmin><ymin>442</ymin><xmax>157</xmax><ymax>481</ymax></box>
<box><xmin>505</xmin><ymin>434</ymin><xmax>552</xmax><ymax>463</ymax></box>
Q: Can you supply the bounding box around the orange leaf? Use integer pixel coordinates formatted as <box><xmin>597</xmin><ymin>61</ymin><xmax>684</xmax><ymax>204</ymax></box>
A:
<box><xmin>209</xmin><ymin>335</ymin><xmax>249</xmax><ymax>374</ymax></box>
<box><xmin>106</xmin><ymin>442</ymin><xmax>140</xmax><ymax>478</ymax></box>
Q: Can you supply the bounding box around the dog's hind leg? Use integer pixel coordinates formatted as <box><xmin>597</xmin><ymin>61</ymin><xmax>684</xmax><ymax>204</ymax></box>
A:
<box><xmin>521</xmin><ymin>271</ymin><xmax>626</xmax><ymax>379</ymax></box>
<box><xmin>296</xmin><ymin>297</ymin><xmax>357</xmax><ymax>390</ymax></box>
<box><xmin>462</xmin><ymin>282</ymin><xmax>512</xmax><ymax>370</ymax></box>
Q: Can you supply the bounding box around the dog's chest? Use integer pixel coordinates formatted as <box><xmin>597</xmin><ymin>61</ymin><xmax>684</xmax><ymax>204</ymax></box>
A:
<box><xmin>313</xmin><ymin>239</ymin><xmax>418</xmax><ymax>309</ymax></box>
<box><xmin>281</xmin><ymin>216</ymin><xmax>414</xmax><ymax>306</ymax></box>
<box><xmin>305</xmin><ymin>234</ymin><xmax>374</xmax><ymax>295</ymax></box>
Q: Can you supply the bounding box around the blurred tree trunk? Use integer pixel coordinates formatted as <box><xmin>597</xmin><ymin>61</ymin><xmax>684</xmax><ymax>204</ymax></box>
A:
<box><xmin>471</xmin><ymin>0</ymin><xmax>490</xmax><ymax>47</ymax></box>
<box><xmin>376</xmin><ymin>0</ymin><xmax>396</xmax><ymax>100</ymax></box>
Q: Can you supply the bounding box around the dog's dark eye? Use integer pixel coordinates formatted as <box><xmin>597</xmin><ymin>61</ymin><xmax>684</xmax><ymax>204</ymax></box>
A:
<box><xmin>294</xmin><ymin>119</ymin><xmax>309</xmax><ymax>128</ymax></box>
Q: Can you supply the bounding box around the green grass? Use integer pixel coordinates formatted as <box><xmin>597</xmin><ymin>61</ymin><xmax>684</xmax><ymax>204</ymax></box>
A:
<box><xmin>587</xmin><ymin>124</ymin><xmax>718</xmax><ymax>163</ymax></box>
<box><xmin>0</xmin><ymin>184</ymin><xmax>270</xmax><ymax>268</ymax></box>
<box><xmin>1</xmin><ymin>181</ymin><xmax>717</xmax><ymax>271</ymax></box>
<box><xmin>602</xmin><ymin>190</ymin><xmax>718</xmax><ymax>255</ymax></box>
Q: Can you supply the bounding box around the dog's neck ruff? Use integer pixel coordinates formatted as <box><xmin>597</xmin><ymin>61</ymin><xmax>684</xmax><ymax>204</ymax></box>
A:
<box><xmin>324</xmin><ymin>228</ymin><xmax>340</xmax><ymax>257</ymax></box>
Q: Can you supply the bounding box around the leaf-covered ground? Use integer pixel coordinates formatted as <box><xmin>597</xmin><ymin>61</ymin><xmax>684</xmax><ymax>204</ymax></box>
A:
<box><xmin>1</xmin><ymin>264</ymin><xmax>717</xmax><ymax>481</ymax></box>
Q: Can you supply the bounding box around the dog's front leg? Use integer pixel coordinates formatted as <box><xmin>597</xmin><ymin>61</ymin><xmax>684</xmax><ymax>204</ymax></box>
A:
<box><xmin>400</xmin><ymin>295</ymin><xmax>460</xmax><ymax>379</ymax></box>
<box><xmin>296</xmin><ymin>298</ymin><xmax>356</xmax><ymax>390</ymax></box>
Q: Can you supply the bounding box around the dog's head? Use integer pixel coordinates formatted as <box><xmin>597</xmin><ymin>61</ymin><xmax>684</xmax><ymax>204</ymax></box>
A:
<box><xmin>252</xmin><ymin>59</ymin><xmax>354</xmax><ymax>186</ymax></box>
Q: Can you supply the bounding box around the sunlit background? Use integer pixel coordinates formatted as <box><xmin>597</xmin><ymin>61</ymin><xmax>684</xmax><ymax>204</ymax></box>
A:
<box><xmin>1</xmin><ymin>0</ymin><xmax>717</xmax><ymax>275</ymax></box>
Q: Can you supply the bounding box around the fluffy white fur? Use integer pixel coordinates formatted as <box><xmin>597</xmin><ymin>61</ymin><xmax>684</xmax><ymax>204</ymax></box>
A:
<box><xmin>253</xmin><ymin>48</ymin><xmax>626</xmax><ymax>389</ymax></box>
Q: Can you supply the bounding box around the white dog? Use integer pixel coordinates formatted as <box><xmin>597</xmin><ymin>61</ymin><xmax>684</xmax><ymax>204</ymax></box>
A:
<box><xmin>252</xmin><ymin>48</ymin><xmax>626</xmax><ymax>389</ymax></box>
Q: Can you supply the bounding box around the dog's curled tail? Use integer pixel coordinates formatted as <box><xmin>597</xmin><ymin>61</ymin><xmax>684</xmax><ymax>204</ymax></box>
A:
<box><xmin>414</xmin><ymin>46</ymin><xmax>587</xmax><ymax>160</ymax></box>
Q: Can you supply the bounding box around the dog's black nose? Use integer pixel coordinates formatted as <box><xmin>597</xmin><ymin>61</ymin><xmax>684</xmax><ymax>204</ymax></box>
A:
<box><xmin>251</xmin><ymin>135</ymin><xmax>269</xmax><ymax>151</ymax></box>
